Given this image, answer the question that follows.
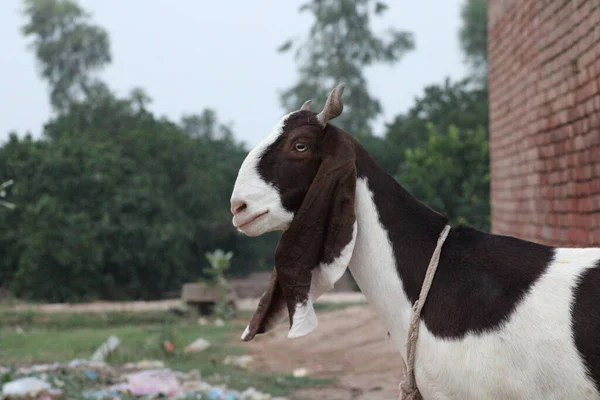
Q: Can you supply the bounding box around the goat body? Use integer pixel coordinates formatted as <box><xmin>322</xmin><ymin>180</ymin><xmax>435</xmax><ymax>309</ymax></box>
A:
<box><xmin>229</xmin><ymin>86</ymin><xmax>600</xmax><ymax>399</ymax></box>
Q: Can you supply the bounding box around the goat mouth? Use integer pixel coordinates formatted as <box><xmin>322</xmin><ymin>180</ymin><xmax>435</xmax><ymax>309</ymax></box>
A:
<box><xmin>236</xmin><ymin>211</ymin><xmax>269</xmax><ymax>230</ymax></box>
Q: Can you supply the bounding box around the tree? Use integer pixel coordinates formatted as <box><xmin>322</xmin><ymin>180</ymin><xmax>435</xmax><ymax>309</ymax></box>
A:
<box><xmin>399</xmin><ymin>124</ymin><xmax>490</xmax><ymax>231</ymax></box>
<box><xmin>278</xmin><ymin>0</ymin><xmax>414</xmax><ymax>136</ymax></box>
<box><xmin>0</xmin><ymin>89</ymin><xmax>272</xmax><ymax>301</ymax></box>
<box><xmin>377</xmin><ymin>0</ymin><xmax>491</xmax><ymax>231</ymax></box>
<box><xmin>384</xmin><ymin>77</ymin><xmax>488</xmax><ymax>167</ymax></box>
<box><xmin>21</xmin><ymin>0</ymin><xmax>111</xmax><ymax>112</ymax></box>
<box><xmin>459</xmin><ymin>0</ymin><xmax>489</xmax><ymax>81</ymax></box>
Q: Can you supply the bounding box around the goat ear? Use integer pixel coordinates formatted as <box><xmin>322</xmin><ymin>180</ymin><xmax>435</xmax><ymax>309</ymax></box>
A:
<box><xmin>240</xmin><ymin>268</ymin><xmax>287</xmax><ymax>341</ymax></box>
<box><xmin>241</xmin><ymin>128</ymin><xmax>357</xmax><ymax>341</ymax></box>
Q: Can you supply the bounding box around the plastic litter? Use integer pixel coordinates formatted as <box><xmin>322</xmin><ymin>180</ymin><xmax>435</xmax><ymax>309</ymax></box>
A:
<box><xmin>2</xmin><ymin>358</ymin><xmax>281</xmax><ymax>400</ymax></box>
<box><xmin>2</xmin><ymin>377</ymin><xmax>53</xmax><ymax>397</ymax></box>
<box><xmin>90</xmin><ymin>335</ymin><xmax>121</xmax><ymax>362</ymax></box>
<box><xmin>68</xmin><ymin>359</ymin><xmax>108</xmax><ymax>369</ymax></box>
<box><xmin>214</xmin><ymin>318</ymin><xmax>225</xmax><ymax>327</ymax></box>
<box><xmin>207</xmin><ymin>387</ymin><xmax>225</xmax><ymax>399</ymax></box>
<box><xmin>292</xmin><ymin>368</ymin><xmax>308</xmax><ymax>378</ymax></box>
<box><xmin>82</xmin><ymin>388</ymin><xmax>122</xmax><ymax>399</ymax></box>
<box><xmin>239</xmin><ymin>387</ymin><xmax>273</xmax><ymax>400</ymax></box>
<box><xmin>124</xmin><ymin>359</ymin><xmax>166</xmax><ymax>369</ymax></box>
<box><xmin>163</xmin><ymin>340</ymin><xmax>176</xmax><ymax>353</ymax></box>
<box><xmin>85</xmin><ymin>370</ymin><xmax>98</xmax><ymax>380</ymax></box>
<box><xmin>184</xmin><ymin>337</ymin><xmax>211</xmax><ymax>353</ymax></box>
<box><xmin>223</xmin><ymin>355</ymin><xmax>253</xmax><ymax>370</ymax></box>
<box><xmin>109</xmin><ymin>369</ymin><xmax>181</xmax><ymax>397</ymax></box>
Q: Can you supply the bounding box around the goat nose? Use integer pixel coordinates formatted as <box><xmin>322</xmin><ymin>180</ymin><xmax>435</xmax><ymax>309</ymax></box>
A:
<box><xmin>231</xmin><ymin>199</ymin><xmax>247</xmax><ymax>216</ymax></box>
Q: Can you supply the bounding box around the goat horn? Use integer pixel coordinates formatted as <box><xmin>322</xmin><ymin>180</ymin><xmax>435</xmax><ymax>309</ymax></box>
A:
<box><xmin>300</xmin><ymin>100</ymin><xmax>312</xmax><ymax>111</ymax></box>
<box><xmin>316</xmin><ymin>83</ymin><xmax>346</xmax><ymax>127</ymax></box>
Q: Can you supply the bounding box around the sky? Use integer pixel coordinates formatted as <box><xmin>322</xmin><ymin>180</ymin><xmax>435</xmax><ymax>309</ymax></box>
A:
<box><xmin>0</xmin><ymin>0</ymin><xmax>468</xmax><ymax>148</ymax></box>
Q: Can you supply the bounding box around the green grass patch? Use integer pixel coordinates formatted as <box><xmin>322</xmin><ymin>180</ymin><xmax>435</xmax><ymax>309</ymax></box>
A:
<box><xmin>0</xmin><ymin>310</ymin><xmax>334</xmax><ymax>397</ymax></box>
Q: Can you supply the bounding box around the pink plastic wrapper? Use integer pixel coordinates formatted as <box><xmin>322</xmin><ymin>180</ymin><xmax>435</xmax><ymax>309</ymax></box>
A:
<box><xmin>108</xmin><ymin>369</ymin><xmax>181</xmax><ymax>397</ymax></box>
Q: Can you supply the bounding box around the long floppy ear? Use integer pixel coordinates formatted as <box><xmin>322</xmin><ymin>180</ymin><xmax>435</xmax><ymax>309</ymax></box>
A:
<box><xmin>240</xmin><ymin>268</ymin><xmax>287</xmax><ymax>340</ymax></box>
<box><xmin>241</xmin><ymin>126</ymin><xmax>357</xmax><ymax>341</ymax></box>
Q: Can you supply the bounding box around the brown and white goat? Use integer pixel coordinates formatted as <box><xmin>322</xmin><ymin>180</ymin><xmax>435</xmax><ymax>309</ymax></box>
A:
<box><xmin>229</xmin><ymin>84</ymin><xmax>600</xmax><ymax>399</ymax></box>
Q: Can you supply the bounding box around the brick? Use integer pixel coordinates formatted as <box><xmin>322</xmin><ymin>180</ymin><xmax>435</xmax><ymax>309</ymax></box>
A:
<box><xmin>490</xmin><ymin>0</ymin><xmax>600</xmax><ymax>246</ymax></box>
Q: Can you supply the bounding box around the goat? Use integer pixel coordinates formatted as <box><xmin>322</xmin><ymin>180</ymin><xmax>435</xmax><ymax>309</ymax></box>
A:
<box><xmin>229</xmin><ymin>84</ymin><xmax>600</xmax><ymax>399</ymax></box>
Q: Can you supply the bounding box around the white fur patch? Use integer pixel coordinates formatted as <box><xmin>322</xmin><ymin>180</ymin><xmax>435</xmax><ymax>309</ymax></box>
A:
<box><xmin>349</xmin><ymin>178</ymin><xmax>413</xmax><ymax>358</ymax></box>
<box><xmin>287</xmin><ymin>221</ymin><xmax>358</xmax><ymax>338</ymax></box>
<box><xmin>288</xmin><ymin>299</ymin><xmax>318</xmax><ymax>338</ymax></box>
<box><xmin>415</xmin><ymin>247</ymin><xmax>600</xmax><ymax>399</ymax></box>
<box><xmin>230</xmin><ymin>112</ymin><xmax>296</xmax><ymax>236</ymax></box>
<box><xmin>348</xmin><ymin>177</ymin><xmax>600</xmax><ymax>399</ymax></box>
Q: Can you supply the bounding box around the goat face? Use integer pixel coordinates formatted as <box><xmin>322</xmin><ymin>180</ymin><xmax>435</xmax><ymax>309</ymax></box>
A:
<box><xmin>230</xmin><ymin>83</ymin><xmax>348</xmax><ymax>237</ymax></box>
<box><xmin>229</xmin><ymin>110</ymin><xmax>325</xmax><ymax>236</ymax></box>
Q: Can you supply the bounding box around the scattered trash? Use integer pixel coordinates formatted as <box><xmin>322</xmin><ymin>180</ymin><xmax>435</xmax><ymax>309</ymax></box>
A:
<box><xmin>2</xmin><ymin>377</ymin><xmax>54</xmax><ymax>397</ymax></box>
<box><xmin>15</xmin><ymin>326</ymin><xmax>24</xmax><ymax>334</ymax></box>
<box><xmin>214</xmin><ymin>318</ymin><xmax>225</xmax><ymax>327</ymax></box>
<box><xmin>52</xmin><ymin>378</ymin><xmax>65</xmax><ymax>387</ymax></box>
<box><xmin>82</xmin><ymin>388</ymin><xmax>122</xmax><ymax>399</ymax></box>
<box><xmin>292</xmin><ymin>368</ymin><xmax>308</xmax><ymax>378</ymax></box>
<box><xmin>85</xmin><ymin>370</ymin><xmax>98</xmax><ymax>380</ymax></box>
<box><xmin>15</xmin><ymin>362</ymin><xmax>62</xmax><ymax>375</ymax></box>
<box><xmin>184</xmin><ymin>337</ymin><xmax>211</xmax><ymax>353</ymax></box>
<box><xmin>198</xmin><ymin>317</ymin><xmax>209</xmax><ymax>325</ymax></box>
<box><xmin>2</xmin><ymin>358</ymin><xmax>281</xmax><ymax>400</ymax></box>
<box><xmin>68</xmin><ymin>359</ymin><xmax>108</xmax><ymax>369</ymax></box>
<box><xmin>180</xmin><ymin>379</ymin><xmax>212</xmax><ymax>393</ymax></box>
<box><xmin>223</xmin><ymin>355</ymin><xmax>253</xmax><ymax>370</ymax></box>
<box><xmin>124</xmin><ymin>359</ymin><xmax>165</xmax><ymax>369</ymax></box>
<box><xmin>90</xmin><ymin>335</ymin><xmax>121</xmax><ymax>362</ymax></box>
<box><xmin>207</xmin><ymin>387</ymin><xmax>225</xmax><ymax>399</ymax></box>
<box><xmin>239</xmin><ymin>387</ymin><xmax>273</xmax><ymax>400</ymax></box>
<box><xmin>110</xmin><ymin>369</ymin><xmax>181</xmax><ymax>397</ymax></box>
<box><xmin>163</xmin><ymin>340</ymin><xmax>176</xmax><ymax>353</ymax></box>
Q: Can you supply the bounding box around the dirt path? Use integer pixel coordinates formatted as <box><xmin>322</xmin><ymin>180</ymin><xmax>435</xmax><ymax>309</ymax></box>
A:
<box><xmin>244</xmin><ymin>304</ymin><xmax>405</xmax><ymax>400</ymax></box>
<box><xmin>1</xmin><ymin>292</ymin><xmax>366</xmax><ymax>313</ymax></box>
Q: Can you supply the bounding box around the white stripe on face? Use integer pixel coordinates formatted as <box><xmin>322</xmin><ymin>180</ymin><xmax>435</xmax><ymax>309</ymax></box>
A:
<box><xmin>230</xmin><ymin>112</ymin><xmax>297</xmax><ymax>237</ymax></box>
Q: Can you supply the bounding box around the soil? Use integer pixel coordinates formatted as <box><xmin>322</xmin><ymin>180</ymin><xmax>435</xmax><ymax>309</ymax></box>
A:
<box><xmin>244</xmin><ymin>304</ymin><xmax>406</xmax><ymax>400</ymax></box>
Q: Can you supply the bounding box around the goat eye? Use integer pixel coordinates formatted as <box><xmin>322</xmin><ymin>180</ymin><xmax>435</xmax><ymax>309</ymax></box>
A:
<box><xmin>294</xmin><ymin>143</ymin><xmax>308</xmax><ymax>152</ymax></box>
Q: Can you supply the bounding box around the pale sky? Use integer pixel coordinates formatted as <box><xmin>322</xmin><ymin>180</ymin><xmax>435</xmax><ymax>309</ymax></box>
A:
<box><xmin>0</xmin><ymin>0</ymin><xmax>468</xmax><ymax>148</ymax></box>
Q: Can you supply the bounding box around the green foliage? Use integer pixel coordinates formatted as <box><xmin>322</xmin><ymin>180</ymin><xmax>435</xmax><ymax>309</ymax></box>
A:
<box><xmin>203</xmin><ymin>249</ymin><xmax>236</xmax><ymax>320</ymax></box>
<box><xmin>21</xmin><ymin>0</ymin><xmax>111</xmax><ymax>112</ymax></box>
<box><xmin>384</xmin><ymin>77</ymin><xmax>488</xmax><ymax>168</ymax></box>
<box><xmin>0</xmin><ymin>90</ymin><xmax>276</xmax><ymax>302</ymax></box>
<box><xmin>278</xmin><ymin>0</ymin><xmax>414</xmax><ymax>135</ymax></box>
<box><xmin>379</xmin><ymin>0</ymin><xmax>491</xmax><ymax>231</ymax></box>
<box><xmin>459</xmin><ymin>0</ymin><xmax>489</xmax><ymax>79</ymax></box>
<box><xmin>383</xmin><ymin>78</ymin><xmax>490</xmax><ymax>231</ymax></box>
<box><xmin>399</xmin><ymin>124</ymin><xmax>490</xmax><ymax>231</ymax></box>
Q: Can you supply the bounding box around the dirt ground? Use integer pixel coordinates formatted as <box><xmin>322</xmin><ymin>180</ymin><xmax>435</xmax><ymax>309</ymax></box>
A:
<box><xmin>245</xmin><ymin>304</ymin><xmax>405</xmax><ymax>400</ymax></box>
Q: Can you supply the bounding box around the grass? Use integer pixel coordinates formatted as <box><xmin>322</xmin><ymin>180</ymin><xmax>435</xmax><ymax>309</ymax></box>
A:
<box><xmin>0</xmin><ymin>309</ymin><xmax>333</xmax><ymax>397</ymax></box>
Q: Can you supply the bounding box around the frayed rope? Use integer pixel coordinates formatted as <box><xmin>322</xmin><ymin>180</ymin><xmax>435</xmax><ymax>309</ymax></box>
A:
<box><xmin>399</xmin><ymin>225</ymin><xmax>451</xmax><ymax>400</ymax></box>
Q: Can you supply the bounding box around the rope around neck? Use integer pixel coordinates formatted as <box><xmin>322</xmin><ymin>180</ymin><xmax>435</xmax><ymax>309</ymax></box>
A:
<box><xmin>399</xmin><ymin>224</ymin><xmax>451</xmax><ymax>400</ymax></box>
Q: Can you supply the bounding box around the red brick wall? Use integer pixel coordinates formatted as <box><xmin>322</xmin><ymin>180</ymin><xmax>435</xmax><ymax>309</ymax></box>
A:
<box><xmin>488</xmin><ymin>0</ymin><xmax>600</xmax><ymax>247</ymax></box>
